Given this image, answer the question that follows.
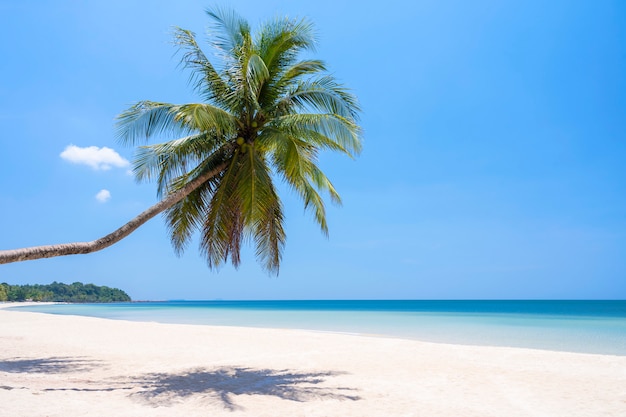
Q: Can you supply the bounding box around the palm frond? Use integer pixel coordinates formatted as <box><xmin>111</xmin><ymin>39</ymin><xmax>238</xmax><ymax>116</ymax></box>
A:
<box><xmin>133</xmin><ymin>132</ymin><xmax>222</xmax><ymax>195</ymax></box>
<box><xmin>175</xmin><ymin>103</ymin><xmax>240</xmax><ymax>134</ymax></box>
<box><xmin>265</xmin><ymin>131</ymin><xmax>335</xmax><ymax>234</ymax></box>
<box><xmin>165</xmin><ymin>178</ymin><xmax>215</xmax><ymax>255</ymax></box>
<box><xmin>163</xmin><ymin>150</ymin><xmax>231</xmax><ymax>254</ymax></box>
<box><xmin>253</xmin><ymin>189</ymin><xmax>284</xmax><ymax>273</ymax></box>
<box><xmin>205</xmin><ymin>6</ymin><xmax>250</xmax><ymax>54</ymax></box>
<box><xmin>116</xmin><ymin>101</ymin><xmax>191</xmax><ymax>146</ymax></box>
<box><xmin>280</xmin><ymin>60</ymin><xmax>326</xmax><ymax>80</ymax></box>
<box><xmin>282</xmin><ymin>76</ymin><xmax>361</xmax><ymax>120</ymax></box>
<box><xmin>259</xmin><ymin>59</ymin><xmax>326</xmax><ymax>109</ymax></box>
<box><xmin>172</xmin><ymin>27</ymin><xmax>234</xmax><ymax>108</ymax></box>
<box><xmin>200</xmin><ymin>150</ymin><xmax>244</xmax><ymax>269</ymax></box>
<box><xmin>234</xmin><ymin>145</ymin><xmax>273</xmax><ymax>223</ymax></box>
<box><xmin>307</xmin><ymin>163</ymin><xmax>342</xmax><ymax>205</ymax></box>
<box><xmin>256</xmin><ymin>17</ymin><xmax>316</xmax><ymax>70</ymax></box>
<box><xmin>272</xmin><ymin>113</ymin><xmax>362</xmax><ymax>157</ymax></box>
<box><xmin>247</xmin><ymin>53</ymin><xmax>270</xmax><ymax>102</ymax></box>
<box><xmin>234</xmin><ymin>146</ymin><xmax>285</xmax><ymax>272</ymax></box>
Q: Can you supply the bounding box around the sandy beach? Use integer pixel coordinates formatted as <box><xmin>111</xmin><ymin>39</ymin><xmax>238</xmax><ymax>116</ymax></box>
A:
<box><xmin>1</xmin><ymin>304</ymin><xmax>625</xmax><ymax>416</ymax></box>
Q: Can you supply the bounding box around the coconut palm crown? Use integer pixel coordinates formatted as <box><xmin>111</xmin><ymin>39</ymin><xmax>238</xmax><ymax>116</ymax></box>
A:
<box><xmin>116</xmin><ymin>8</ymin><xmax>362</xmax><ymax>273</ymax></box>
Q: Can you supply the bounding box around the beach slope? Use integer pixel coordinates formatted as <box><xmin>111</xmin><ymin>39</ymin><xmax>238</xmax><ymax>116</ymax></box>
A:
<box><xmin>1</xmin><ymin>305</ymin><xmax>625</xmax><ymax>416</ymax></box>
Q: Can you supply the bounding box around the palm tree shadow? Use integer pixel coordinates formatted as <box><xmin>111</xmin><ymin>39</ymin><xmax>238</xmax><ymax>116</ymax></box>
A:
<box><xmin>132</xmin><ymin>366</ymin><xmax>361</xmax><ymax>410</ymax></box>
<box><xmin>0</xmin><ymin>356</ymin><xmax>102</xmax><ymax>374</ymax></box>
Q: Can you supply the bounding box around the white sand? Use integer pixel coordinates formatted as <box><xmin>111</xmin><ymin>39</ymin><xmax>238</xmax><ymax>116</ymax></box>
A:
<box><xmin>1</xmin><ymin>305</ymin><xmax>625</xmax><ymax>417</ymax></box>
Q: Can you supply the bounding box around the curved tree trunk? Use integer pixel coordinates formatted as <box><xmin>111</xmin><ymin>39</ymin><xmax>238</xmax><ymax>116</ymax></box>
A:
<box><xmin>0</xmin><ymin>164</ymin><xmax>226</xmax><ymax>264</ymax></box>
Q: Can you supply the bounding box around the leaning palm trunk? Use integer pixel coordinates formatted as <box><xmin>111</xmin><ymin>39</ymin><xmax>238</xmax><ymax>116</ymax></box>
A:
<box><xmin>0</xmin><ymin>163</ymin><xmax>225</xmax><ymax>264</ymax></box>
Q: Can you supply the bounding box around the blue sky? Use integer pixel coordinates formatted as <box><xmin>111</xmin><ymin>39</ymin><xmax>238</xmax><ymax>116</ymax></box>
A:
<box><xmin>1</xmin><ymin>0</ymin><xmax>624</xmax><ymax>300</ymax></box>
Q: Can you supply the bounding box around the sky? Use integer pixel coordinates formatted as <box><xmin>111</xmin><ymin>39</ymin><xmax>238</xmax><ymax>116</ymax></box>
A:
<box><xmin>0</xmin><ymin>0</ymin><xmax>624</xmax><ymax>300</ymax></box>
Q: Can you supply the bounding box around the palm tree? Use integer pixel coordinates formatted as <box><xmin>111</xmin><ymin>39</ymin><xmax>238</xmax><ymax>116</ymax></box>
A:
<box><xmin>0</xmin><ymin>8</ymin><xmax>362</xmax><ymax>272</ymax></box>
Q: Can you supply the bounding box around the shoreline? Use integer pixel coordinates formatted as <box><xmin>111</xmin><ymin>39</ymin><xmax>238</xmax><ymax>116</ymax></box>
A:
<box><xmin>5</xmin><ymin>300</ymin><xmax>626</xmax><ymax>357</ymax></box>
<box><xmin>2</xmin><ymin>306</ymin><xmax>626</xmax><ymax>416</ymax></box>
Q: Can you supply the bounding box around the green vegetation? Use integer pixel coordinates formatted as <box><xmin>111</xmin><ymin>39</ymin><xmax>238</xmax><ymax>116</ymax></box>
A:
<box><xmin>0</xmin><ymin>282</ymin><xmax>131</xmax><ymax>303</ymax></box>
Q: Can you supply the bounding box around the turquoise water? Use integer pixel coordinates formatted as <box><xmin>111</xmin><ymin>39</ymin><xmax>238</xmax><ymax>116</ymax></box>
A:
<box><xmin>9</xmin><ymin>300</ymin><xmax>626</xmax><ymax>356</ymax></box>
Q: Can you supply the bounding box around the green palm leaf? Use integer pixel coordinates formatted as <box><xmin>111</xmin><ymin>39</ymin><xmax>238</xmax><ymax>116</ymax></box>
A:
<box><xmin>173</xmin><ymin>28</ymin><xmax>233</xmax><ymax>108</ymax></box>
<box><xmin>205</xmin><ymin>7</ymin><xmax>251</xmax><ymax>54</ymax></box>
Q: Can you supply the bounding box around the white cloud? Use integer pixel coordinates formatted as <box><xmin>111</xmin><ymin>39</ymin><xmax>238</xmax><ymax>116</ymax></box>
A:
<box><xmin>60</xmin><ymin>145</ymin><xmax>129</xmax><ymax>171</ymax></box>
<box><xmin>95</xmin><ymin>189</ymin><xmax>111</xmax><ymax>203</ymax></box>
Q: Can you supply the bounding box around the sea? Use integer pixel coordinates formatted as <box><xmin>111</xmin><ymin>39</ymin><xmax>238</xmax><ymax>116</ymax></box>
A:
<box><xmin>9</xmin><ymin>300</ymin><xmax>626</xmax><ymax>356</ymax></box>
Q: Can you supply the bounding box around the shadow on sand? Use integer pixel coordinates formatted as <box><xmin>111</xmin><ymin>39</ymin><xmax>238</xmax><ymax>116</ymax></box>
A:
<box><xmin>0</xmin><ymin>356</ymin><xmax>102</xmax><ymax>374</ymax></box>
<box><xmin>132</xmin><ymin>366</ymin><xmax>361</xmax><ymax>410</ymax></box>
<box><xmin>0</xmin><ymin>357</ymin><xmax>360</xmax><ymax>410</ymax></box>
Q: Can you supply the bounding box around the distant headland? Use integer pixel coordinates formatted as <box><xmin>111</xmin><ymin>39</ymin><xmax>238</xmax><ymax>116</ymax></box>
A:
<box><xmin>0</xmin><ymin>281</ymin><xmax>131</xmax><ymax>303</ymax></box>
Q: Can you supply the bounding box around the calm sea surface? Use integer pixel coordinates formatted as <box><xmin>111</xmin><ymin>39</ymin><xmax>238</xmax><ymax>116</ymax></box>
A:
<box><xmin>9</xmin><ymin>300</ymin><xmax>626</xmax><ymax>356</ymax></box>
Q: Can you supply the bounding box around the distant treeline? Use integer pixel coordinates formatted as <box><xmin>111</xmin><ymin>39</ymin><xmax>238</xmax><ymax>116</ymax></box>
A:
<box><xmin>0</xmin><ymin>282</ymin><xmax>131</xmax><ymax>303</ymax></box>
